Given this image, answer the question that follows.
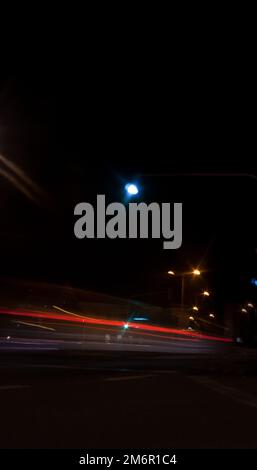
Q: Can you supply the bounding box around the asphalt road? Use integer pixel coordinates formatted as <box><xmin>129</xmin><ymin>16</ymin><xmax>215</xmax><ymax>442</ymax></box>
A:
<box><xmin>1</xmin><ymin>346</ymin><xmax>257</xmax><ymax>448</ymax></box>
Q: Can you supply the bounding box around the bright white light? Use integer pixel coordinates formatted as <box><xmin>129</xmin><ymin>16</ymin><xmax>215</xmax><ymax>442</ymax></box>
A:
<box><xmin>192</xmin><ymin>306</ymin><xmax>199</xmax><ymax>311</ymax></box>
<box><xmin>125</xmin><ymin>183</ymin><xmax>139</xmax><ymax>195</ymax></box>
<box><xmin>193</xmin><ymin>269</ymin><xmax>201</xmax><ymax>275</ymax></box>
<box><xmin>241</xmin><ymin>308</ymin><xmax>247</xmax><ymax>313</ymax></box>
<box><xmin>124</xmin><ymin>323</ymin><xmax>129</xmax><ymax>329</ymax></box>
<box><xmin>209</xmin><ymin>313</ymin><xmax>215</xmax><ymax>318</ymax></box>
<box><xmin>247</xmin><ymin>303</ymin><xmax>254</xmax><ymax>308</ymax></box>
<box><xmin>189</xmin><ymin>316</ymin><xmax>195</xmax><ymax>321</ymax></box>
<box><xmin>203</xmin><ymin>291</ymin><xmax>210</xmax><ymax>296</ymax></box>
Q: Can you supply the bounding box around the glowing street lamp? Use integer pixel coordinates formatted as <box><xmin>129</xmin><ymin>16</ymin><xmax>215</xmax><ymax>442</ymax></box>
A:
<box><xmin>203</xmin><ymin>290</ymin><xmax>210</xmax><ymax>297</ymax></box>
<box><xmin>192</xmin><ymin>306</ymin><xmax>199</xmax><ymax>311</ymax></box>
<box><xmin>189</xmin><ymin>315</ymin><xmax>195</xmax><ymax>321</ymax></box>
<box><xmin>209</xmin><ymin>313</ymin><xmax>215</xmax><ymax>318</ymax></box>
<box><xmin>193</xmin><ymin>269</ymin><xmax>201</xmax><ymax>276</ymax></box>
<box><xmin>167</xmin><ymin>268</ymin><xmax>201</xmax><ymax>314</ymax></box>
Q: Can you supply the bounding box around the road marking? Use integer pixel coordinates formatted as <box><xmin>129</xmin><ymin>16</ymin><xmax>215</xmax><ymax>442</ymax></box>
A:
<box><xmin>0</xmin><ymin>385</ymin><xmax>30</xmax><ymax>391</ymax></box>
<box><xmin>188</xmin><ymin>375</ymin><xmax>257</xmax><ymax>410</ymax></box>
<box><xmin>105</xmin><ymin>374</ymin><xmax>154</xmax><ymax>382</ymax></box>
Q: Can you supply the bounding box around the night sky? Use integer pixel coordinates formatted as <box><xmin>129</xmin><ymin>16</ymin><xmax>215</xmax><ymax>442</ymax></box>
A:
<box><xmin>0</xmin><ymin>70</ymin><xmax>256</xmax><ymax>309</ymax></box>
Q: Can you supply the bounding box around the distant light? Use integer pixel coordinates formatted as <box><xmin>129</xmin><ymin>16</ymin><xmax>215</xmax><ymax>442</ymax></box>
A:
<box><xmin>247</xmin><ymin>303</ymin><xmax>254</xmax><ymax>308</ymax></box>
<box><xmin>241</xmin><ymin>308</ymin><xmax>247</xmax><ymax>313</ymax></box>
<box><xmin>203</xmin><ymin>290</ymin><xmax>210</xmax><ymax>296</ymax></box>
<box><xmin>123</xmin><ymin>323</ymin><xmax>129</xmax><ymax>329</ymax></box>
<box><xmin>251</xmin><ymin>278</ymin><xmax>257</xmax><ymax>286</ymax></box>
<box><xmin>192</xmin><ymin>306</ymin><xmax>199</xmax><ymax>311</ymax></box>
<box><xmin>193</xmin><ymin>269</ymin><xmax>201</xmax><ymax>276</ymax></box>
<box><xmin>168</xmin><ymin>270</ymin><xmax>175</xmax><ymax>275</ymax></box>
<box><xmin>209</xmin><ymin>313</ymin><xmax>215</xmax><ymax>318</ymax></box>
<box><xmin>6</xmin><ymin>336</ymin><xmax>11</xmax><ymax>340</ymax></box>
<box><xmin>132</xmin><ymin>317</ymin><xmax>148</xmax><ymax>321</ymax></box>
<box><xmin>125</xmin><ymin>183</ymin><xmax>139</xmax><ymax>195</ymax></box>
<box><xmin>189</xmin><ymin>315</ymin><xmax>195</xmax><ymax>321</ymax></box>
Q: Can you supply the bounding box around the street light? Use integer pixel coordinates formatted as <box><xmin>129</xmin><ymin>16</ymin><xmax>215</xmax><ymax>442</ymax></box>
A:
<box><xmin>209</xmin><ymin>313</ymin><xmax>215</xmax><ymax>318</ymax></box>
<box><xmin>193</xmin><ymin>269</ymin><xmax>201</xmax><ymax>276</ymax></box>
<box><xmin>168</xmin><ymin>269</ymin><xmax>201</xmax><ymax>276</ymax></box>
<box><xmin>189</xmin><ymin>315</ymin><xmax>195</xmax><ymax>321</ymax></box>
<box><xmin>167</xmin><ymin>268</ymin><xmax>201</xmax><ymax>315</ymax></box>
<box><xmin>203</xmin><ymin>290</ymin><xmax>210</xmax><ymax>296</ymax></box>
<box><xmin>192</xmin><ymin>306</ymin><xmax>199</xmax><ymax>311</ymax></box>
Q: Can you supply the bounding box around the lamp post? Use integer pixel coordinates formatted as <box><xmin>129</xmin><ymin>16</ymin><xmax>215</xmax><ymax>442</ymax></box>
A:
<box><xmin>168</xmin><ymin>269</ymin><xmax>201</xmax><ymax>315</ymax></box>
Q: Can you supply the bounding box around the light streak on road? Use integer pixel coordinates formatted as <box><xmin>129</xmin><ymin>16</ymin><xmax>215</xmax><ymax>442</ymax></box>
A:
<box><xmin>13</xmin><ymin>320</ymin><xmax>56</xmax><ymax>332</ymax></box>
<box><xmin>0</xmin><ymin>153</ymin><xmax>49</xmax><ymax>205</ymax></box>
<box><xmin>0</xmin><ymin>154</ymin><xmax>44</xmax><ymax>195</ymax></box>
<box><xmin>52</xmin><ymin>305</ymin><xmax>92</xmax><ymax>320</ymax></box>
<box><xmin>0</xmin><ymin>308</ymin><xmax>233</xmax><ymax>343</ymax></box>
<box><xmin>0</xmin><ymin>167</ymin><xmax>38</xmax><ymax>203</ymax></box>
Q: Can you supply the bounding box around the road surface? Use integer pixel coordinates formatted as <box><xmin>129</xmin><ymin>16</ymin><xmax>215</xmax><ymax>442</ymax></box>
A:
<box><xmin>1</xmin><ymin>345</ymin><xmax>257</xmax><ymax>448</ymax></box>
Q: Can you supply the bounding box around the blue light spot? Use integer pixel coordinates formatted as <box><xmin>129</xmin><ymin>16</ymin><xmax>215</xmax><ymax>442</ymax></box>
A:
<box><xmin>132</xmin><ymin>317</ymin><xmax>148</xmax><ymax>321</ymax></box>
<box><xmin>125</xmin><ymin>183</ymin><xmax>139</xmax><ymax>196</ymax></box>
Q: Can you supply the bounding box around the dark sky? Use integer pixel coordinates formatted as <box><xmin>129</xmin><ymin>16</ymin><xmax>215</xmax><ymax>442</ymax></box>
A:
<box><xmin>0</xmin><ymin>70</ymin><xmax>256</xmax><ymax>308</ymax></box>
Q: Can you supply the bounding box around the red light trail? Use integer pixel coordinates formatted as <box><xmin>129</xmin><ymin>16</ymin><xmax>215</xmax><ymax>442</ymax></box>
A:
<box><xmin>0</xmin><ymin>308</ymin><xmax>233</xmax><ymax>343</ymax></box>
